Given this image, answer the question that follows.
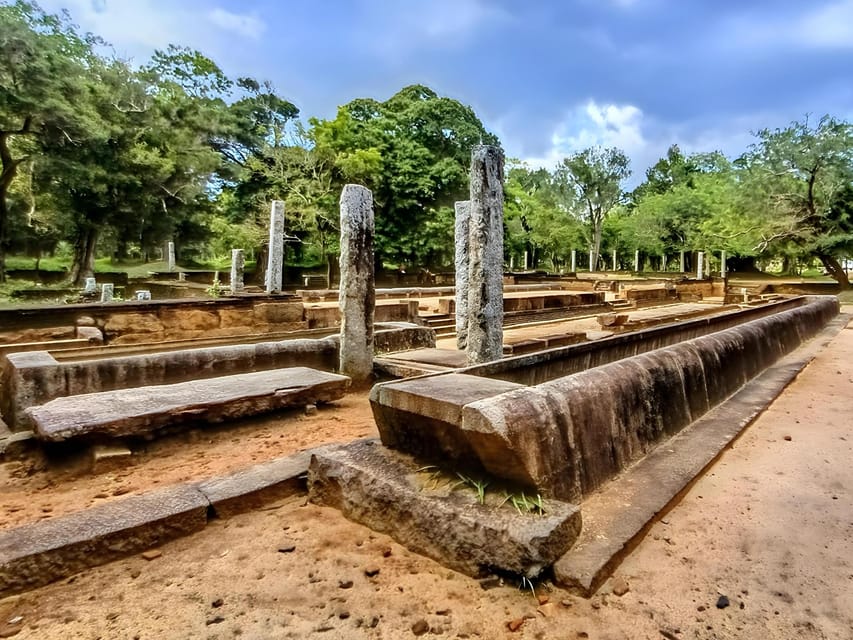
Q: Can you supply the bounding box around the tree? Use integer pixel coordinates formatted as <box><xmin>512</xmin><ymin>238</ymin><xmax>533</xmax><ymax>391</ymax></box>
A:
<box><xmin>556</xmin><ymin>146</ymin><xmax>630</xmax><ymax>269</ymax></box>
<box><xmin>310</xmin><ymin>84</ymin><xmax>498</xmax><ymax>270</ymax></box>
<box><xmin>0</xmin><ymin>1</ymin><xmax>100</xmax><ymax>281</ymax></box>
<box><xmin>737</xmin><ymin>115</ymin><xmax>853</xmax><ymax>287</ymax></box>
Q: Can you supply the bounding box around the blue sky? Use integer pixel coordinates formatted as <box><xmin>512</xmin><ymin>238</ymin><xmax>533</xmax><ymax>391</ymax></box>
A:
<box><xmin>39</xmin><ymin>0</ymin><xmax>853</xmax><ymax>184</ymax></box>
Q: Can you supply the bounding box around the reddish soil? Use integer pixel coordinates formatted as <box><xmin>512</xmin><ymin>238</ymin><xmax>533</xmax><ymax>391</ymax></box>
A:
<box><xmin>0</xmin><ymin>310</ymin><xmax>851</xmax><ymax>639</ymax></box>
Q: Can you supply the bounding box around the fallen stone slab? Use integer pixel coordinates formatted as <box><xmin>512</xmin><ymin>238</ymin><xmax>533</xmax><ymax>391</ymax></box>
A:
<box><xmin>28</xmin><ymin>367</ymin><xmax>350</xmax><ymax>442</ymax></box>
<box><xmin>196</xmin><ymin>451</ymin><xmax>311</xmax><ymax>518</ymax></box>
<box><xmin>553</xmin><ymin>314</ymin><xmax>849</xmax><ymax>596</ymax></box>
<box><xmin>0</xmin><ymin>485</ymin><xmax>208</xmax><ymax>597</ymax></box>
<box><xmin>308</xmin><ymin>439</ymin><xmax>582</xmax><ymax>579</ymax></box>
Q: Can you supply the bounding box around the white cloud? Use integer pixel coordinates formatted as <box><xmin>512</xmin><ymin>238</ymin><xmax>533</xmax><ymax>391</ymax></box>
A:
<box><xmin>522</xmin><ymin>100</ymin><xmax>647</xmax><ymax>170</ymax></box>
<box><xmin>207</xmin><ymin>8</ymin><xmax>266</xmax><ymax>40</ymax></box>
<box><xmin>722</xmin><ymin>0</ymin><xmax>853</xmax><ymax>51</ymax></box>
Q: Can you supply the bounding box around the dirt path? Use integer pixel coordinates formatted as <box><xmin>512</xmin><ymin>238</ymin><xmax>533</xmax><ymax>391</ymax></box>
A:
<box><xmin>0</xmin><ymin>316</ymin><xmax>851</xmax><ymax>639</ymax></box>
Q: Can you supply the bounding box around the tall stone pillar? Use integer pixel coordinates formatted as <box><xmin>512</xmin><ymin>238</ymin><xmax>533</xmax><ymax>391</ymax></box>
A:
<box><xmin>454</xmin><ymin>200</ymin><xmax>471</xmax><ymax>350</ymax></box>
<box><xmin>588</xmin><ymin>250</ymin><xmax>594</xmax><ymax>271</ymax></box>
<box><xmin>679</xmin><ymin>250</ymin><xmax>686</xmax><ymax>273</ymax></box>
<box><xmin>339</xmin><ymin>185</ymin><xmax>375</xmax><ymax>383</ymax></box>
<box><xmin>612</xmin><ymin>249</ymin><xmax>617</xmax><ymax>271</ymax></box>
<box><xmin>467</xmin><ymin>145</ymin><xmax>504</xmax><ymax>365</ymax></box>
<box><xmin>720</xmin><ymin>250</ymin><xmax>727</xmax><ymax>278</ymax></box>
<box><xmin>230</xmin><ymin>249</ymin><xmax>245</xmax><ymax>294</ymax></box>
<box><xmin>266</xmin><ymin>200</ymin><xmax>285</xmax><ymax>294</ymax></box>
<box><xmin>571</xmin><ymin>249</ymin><xmax>577</xmax><ymax>273</ymax></box>
<box><xmin>167</xmin><ymin>242</ymin><xmax>176</xmax><ymax>272</ymax></box>
<box><xmin>634</xmin><ymin>249</ymin><xmax>640</xmax><ymax>272</ymax></box>
<box><xmin>697</xmin><ymin>251</ymin><xmax>705</xmax><ymax>280</ymax></box>
<box><xmin>100</xmin><ymin>283</ymin><xmax>114</xmax><ymax>302</ymax></box>
<box><xmin>661</xmin><ymin>255</ymin><xmax>667</xmax><ymax>271</ymax></box>
<box><xmin>523</xmin><ymin>250</ymin><xmax>530</xmax><ymax>270</ymax></box>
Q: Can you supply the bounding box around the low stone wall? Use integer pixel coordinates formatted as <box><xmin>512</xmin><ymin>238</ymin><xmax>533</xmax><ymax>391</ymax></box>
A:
<box><xmin>438</xmin><ymin>292</ymin><xmax>604</xmax><ymax>315</ymax></box>
<box><xmin>0</xmin><ymin>296</ymin><xmax>306</xmax><ymax>346</ymax></box>
<box><xmin>2</xmin><ymin>323</ymin><xmax>434</xmax><ymax>431</ymax></box>
<box><xmin>372</xmin><ymin>296</ymin><xmax>839</xmax><ymax>502</ymax></box>
<box><xmin>303</xmin><ymin>301</ymin><xmax>419</xmax><ymax>329</ymax></box>
<box><xmin>624</xmin><ymin>287</ymin><xmax>676</xmax><ymax>304</ymax></box>
<box><xmin>674</xmin><ymin>279</ymin><xmax>726</xmax><ymax>298</ymax></box>
<box><xmin>461</xmin><ymin>296</ymin><xmax>811</xmax><ymax>386</ymax></box>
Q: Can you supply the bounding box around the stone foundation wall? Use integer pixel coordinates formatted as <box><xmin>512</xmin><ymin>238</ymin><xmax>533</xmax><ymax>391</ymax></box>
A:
<box><xmin>675</xmin><ymin>279</ymin><xmax>726</xmax><ymax>298</ymax></box>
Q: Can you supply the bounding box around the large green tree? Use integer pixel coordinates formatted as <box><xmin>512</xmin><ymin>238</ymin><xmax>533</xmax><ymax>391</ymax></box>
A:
<box><xmin>311</xmin><ymin>84</ymin><xmax>499</xmax><ymax>270</ymax></box>
<box><xmin>555</xmin><ymin>146</ymin><xmax>631</xmax><ymax>269</ymax></box>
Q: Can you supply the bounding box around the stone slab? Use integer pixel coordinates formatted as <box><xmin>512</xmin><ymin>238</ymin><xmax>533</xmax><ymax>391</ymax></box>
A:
<box><xmin>379</xmin><ymin>348</ymin><xmax>469</xmax><ymax>368</ymax></box>
<box><xmin>308</xmin><ymin>439</ymin><xmax>582</xmax><ymax>579</ymax></box>
<box><xmin>196</xmin><ymin>451</ymin><xmax>311</xmax><ymax>518</ymax></box>
<box><xmin>552</xmin><ymin>314</ymin><xmax>849</xmax><ymax>596</ymax></box>
<box><xmin>28</xmin><ymin>367</ymin><xmax>350</xmax><ymax>442</ymax></box>
<box><xmin>0</xmin><ymin>485</ymin><xmax>208</xmax><ymax>597</ymax></box>
<box><xmin>370</xmin><ymin>373</ymin><xmax>524</xmax><ymax>463</ymax></box>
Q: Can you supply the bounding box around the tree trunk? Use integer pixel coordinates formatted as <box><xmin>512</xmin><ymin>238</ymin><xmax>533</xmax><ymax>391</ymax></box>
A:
<box><xmin>591</xmin><ymin>221</ymin><xmax>603</xmax><ymax>270</ymax></box>
<box><xmin>69</xmin><ymin>227</ymin><xmax>99</xmax><ymax>286</ymax></box>
<box><xmin>818</xmin><ymin>254</ymin><xmax>851</xmax><ymax>289</ymax></box>
<box><xmin>0</xmin><ymin>184</ymin><xmax>8</xmax><ymax>284</ymax></box>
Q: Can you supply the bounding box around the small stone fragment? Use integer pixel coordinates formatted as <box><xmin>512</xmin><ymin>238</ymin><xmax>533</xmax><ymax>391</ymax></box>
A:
<box><xmin>560</xmin><ymin>599</ymin><xmax>573</xmax><ymax>608</ymax></box>
<box><xmin>364</xmin><ymin>567</ymin><xmax>381</xmax><ymax>578</ymax></box>
<box><xmin>277</xmin><ymin>545</ymin><xmax>296</xmax><ymax>553</ymax></box>
<box><xmin>479</xmin><ymin>576</ymin><xmax>502</xmax><ymax>591</ymax></box>
<box><xmin>381</xmin><ymin>547</ymin><xmax>393</xmax><ymax>558</ymax></box>
<box><xmin>211</xmin><ymin>599</ymin><xmax>224</xmax><ymax>608</ymax></box>
<box><xmin>305</xmin><ymin>404</ymin><xmax>318</xmax><ymax>416</ymax></box>
<box><xmin>716</xmin><ymin>595</ymin><xmax>730</xmax><ymax>609</ymax></box>
<box><xmin>411</xmin><ymin>619</ymin><xmax>430</xmax><ymax>636</ymax></box>
<box><xmin>206</xmin><ymin>616</ymin><xmax>225</xmax><ymax>626</ymax></box>
<box><xmin>783</xmin><ymin>435</ymin><xmax>792</xmax><ymax>441</ymax></box>
<box><xmin>536</xmin><ymin>594</ymin><xmax>549</xmax><ymax>605</ymax></box>
<box><xmin>141</xmin><ymin>549</ymin><xmax>162</xmax><ymax>561</ymax></box>
<box><xmin>506</xmin><ymin>618</ymin><xmax>525</xmax><ymax>632</ymax></box>
<box><xmin>612</xmin><ymin>577</ymin><xmax>630</xmax><ymax>596</ymax></box>
<box><xmin>537</xmin><ymin>603</ymin><xmax>557</xmax><ymax>618</ymax></box>
<box><xmin>339</xmin><ymin>580</ymin><xmax>354</xmax><ymax>589</ymax></box>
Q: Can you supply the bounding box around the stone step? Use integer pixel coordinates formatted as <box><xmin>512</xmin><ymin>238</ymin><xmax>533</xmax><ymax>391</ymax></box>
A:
<box><xmin>28</xmin><ymin>367</ymin><xmax>350</xmax><ymax>442</ymax></box>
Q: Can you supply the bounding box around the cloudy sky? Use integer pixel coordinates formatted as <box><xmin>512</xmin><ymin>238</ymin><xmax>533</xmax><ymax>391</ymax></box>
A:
<box><xmin>39</xmin><ymin>0</ymin><xmax>853</xmax><ymax>184</ymax></box>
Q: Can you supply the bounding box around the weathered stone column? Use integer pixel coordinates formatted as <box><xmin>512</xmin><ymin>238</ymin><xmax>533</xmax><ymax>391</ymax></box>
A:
<box><xmin>135</xmin><ymin>290</ymin><xmax>151</xmax><ymax>301</ymax></box>
<box><xmin>83</xmin><ymin>277</ymin><xmax>97</xmax><ymax>294</ymax></box>
<box><xmin>167</xmin><ymin>242</ymin><xmax>176</xmax><ymax>272</ymax></box>
<box><xmin>467</xmin><ymin>145</ymin><xmax>504</xmax><ymax>365</ymax></box>
<box><xmin>100</xmin><ymin>283</ymin><xmax>114</xmax><ymax>302</ymax></box>
<box><xmin>230</xmin><ymin>249</ymin><xmax>245</xmax><ymax>294</ymax></box>
<box><xmin>339</xmin><ymin>185</ymin><xmax>375</xmax><ymax>383</ymax></box>
<box><xmin>571</xmin><ymin>249</ymin><xmax>577</xmax><ymax>273</ymax></box>
<box><xmin>661</xmin><ymin>255</ymin><xmax>667</xmax><ymax>271</ymax></box>
<box><xmin>266</xmin><ymin>200</ymin><xmax>285</xmax><ymax>294</ymax></box>
<box><xmin>588</xmin><ymin>249</ymin><xmax>594</xmax><ymax>271</ymax></box>
<box><xmin>720</xmin><ymin>250</ymin><xmax>727</xmax><ymax>278</ymax></box>
<box><xmin>454</xmin><ymin>200</ymin><xmax>471</xmax><ymax>350</ymax></box>
<box><xmin>679</xmin><ymin>250</ymin><xmax>686</xmax><ymax>273</ymax></box>
<box><xmin>634</xmin><ymin>249</ymin><xmax>640</xmax><ymax>272</ymax></box>
<box><xmin>697</xmin><ymin>251</ymin><xmax>705</xmax><ymax>280</ymax></box>
<box><xmin>523</xmin><ymin>250</ymin><xmax>530</xmax><ymax>270</ymax></box>
<box><xmin>612</xmin><ymin>249</ymin><xmax>617</xmax><ymax>271</ymax></box>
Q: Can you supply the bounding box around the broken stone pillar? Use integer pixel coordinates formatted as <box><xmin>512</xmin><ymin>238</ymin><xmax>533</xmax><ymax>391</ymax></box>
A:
<box><xmin>135</xmin><ymin>290</ymin><xmax>151</xmax><ymax>301</ymax></box>
<box><xmin>454</xmin><ymin>200</ymin><xmax>470</xmax><ymax>351</ymax></box>
<box><xmin>83</xmin><ymin>278</ymin><xmax>97</xmax><ymax>294</ymax></box>
<box><xmin>266</xmin><ymin>200</ymin><xmax>285</xmax><ymax>294</ymax></box>
<box><xmin>720</xmin><ymin>250</ymin><xmax>727</xmax><ymax>278</ymax></box>
<box><xmin>339</xmin><ymin>184</ymin><xmax>375</xmax><ymax>383</ymax></box>
<box><xmin>166</xmin><ymin>241</ymin><xmax>176</xmax><ymax>272</ymax></box>
<box><xmin>634</xmin><ymin>249</ymin><xmax>640</xmax><ymax>272</ymax></box>
<box><xmin>100</xmin><ymin>283</ymin><xmax>114</xmax><ymax>303</ymax></box>
<box><xmin>571</xmin><ymin>249</ymin><xmax>577</xmax><ymax>273</ymax></box>
<box><xmin>230</xmin><ymin>249</ymin><xmax>245</xmax><ymax>294</ymax></box>
<box><xmin>680</xmin><ymin>250</ymin><xmax>686</xmax><ymax>273</ymax></box>
<box><xmin>467</xmin><ymin>145</ymin><xmax>504</xmax><ymax>365</ymax></box>
<box><xmin>697</xmin><ymin>251</ymin><xmax>705</xmax><ymax>280</ymax></box>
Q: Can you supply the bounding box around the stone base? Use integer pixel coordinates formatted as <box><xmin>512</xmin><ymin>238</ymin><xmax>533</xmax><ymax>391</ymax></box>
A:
<box><xmin>308</xmin><ymin>439</ymin><xmax>582</xmax><ymax>579</ymax></box>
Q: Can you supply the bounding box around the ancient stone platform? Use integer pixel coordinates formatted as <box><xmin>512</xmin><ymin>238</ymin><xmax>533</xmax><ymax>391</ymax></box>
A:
<box><xmin>308</xmin><ymin>439</ymin><xmax>582</xmax><ymax>579</ymax></box>
<box><xmin>28</xmin><ymin>367</ymin><xmax>350</xmax><ymax>442</ymax></box>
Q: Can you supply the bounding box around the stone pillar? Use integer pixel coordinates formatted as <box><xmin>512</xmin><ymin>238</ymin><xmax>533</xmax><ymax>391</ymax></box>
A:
<box><xmin>83</xmin><ymin>277</ymin><xmax>97</xmax><ymax>294</ymax></box>
<box><xmin>697</xmin><ymin>251</ymin><xmax>705</xmax><ymax>280</ymax></box>
<box><xmin>720</xmin><ymin>250</ymin><xmax>727</xmax><ymax>278</ymax></box>
<box><xmin>100</xmin><ymin>283</ymin><xmax>114</xmax><ymax>302</ymax></box>
<box><xmin>467</xmin><ymin>145</ymin><xmax>504</xmax><ymax>365</ymax></box>
<box><xmin>135</xmin><ymin>290</ymin><xmax>151</xmax><ymax>301</ymax></box>
<box><xmin>679</xmin><ymin>250</ymin><xmax>686</xmax><ymax>273</ymax></box>
<box><xmin>634</xmin><ymin>249</ymin><xmax>640</xmax><ymax>272</ymax></box>
<box><xmin>661</xmin><ymin>255</ymin><xmax>667</xmax><ymax>272</ymax></box>
<box><xmin>339</xmin><ymin>185</ymin><xmax>375</xmax><ymax>383</ymax></box>
<box><xmin>166</xmin><ymin>242</ymin><xmax>176</xmax><ymax>272</ymax></box>
<box><xmin>266</xmin><ymin>200</ymin><xmax>285</xmax><ymax>294</ymax></box>
<box><xmin>523</xmin><ymin>250</ymin><xmax>530</xmax><ymax>270</ymax></box>
<box><xmin>612</xmin><ymin>249</ymin><xmax>617</xmax><ymax>271</ymax></box>
<box><xmin>571</xmin><ymin>249</ymin><xmax>577</xmax><ymax>273</ymax></box>
<box><xmin>454</xmin><ymin>200</ymin><xmax>470</xmax><ymax>351</ymax></box>
<box><xmin>588</xmin><ymin>250</ymin><xmax>594</xmax><ymax>271</ymax></box>
<box><xmin>230</xmin><ymin>249</ymin><xmax>245</xmax><ymax>294</ymax></box>
<box><xmin>509</xmin><ymin>255</ymin><xmax>515</xmax><ymax>270</ymax></box>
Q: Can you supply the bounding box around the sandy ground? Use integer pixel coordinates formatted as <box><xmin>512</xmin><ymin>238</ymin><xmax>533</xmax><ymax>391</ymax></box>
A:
<box><xmin>0</xmin><ymin>310</ymin><xmax>851</xmax><ymax>639</ymax></box>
